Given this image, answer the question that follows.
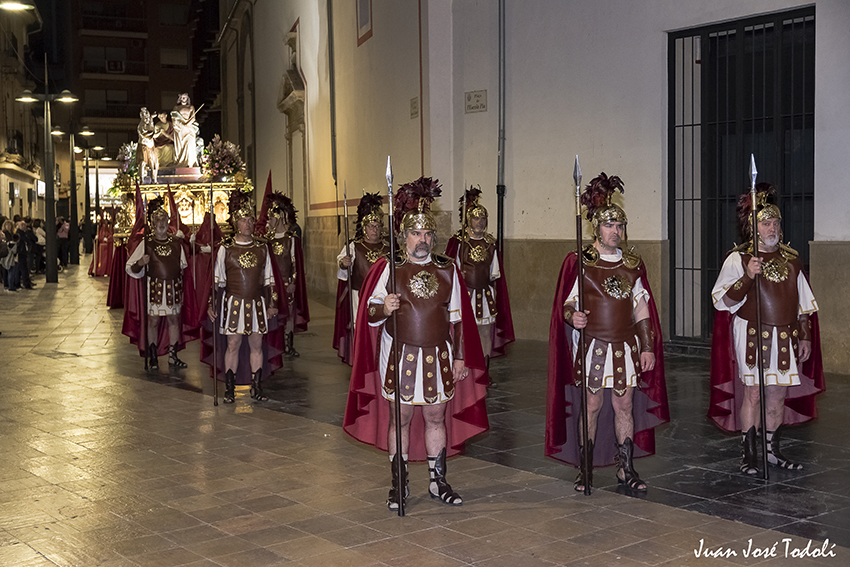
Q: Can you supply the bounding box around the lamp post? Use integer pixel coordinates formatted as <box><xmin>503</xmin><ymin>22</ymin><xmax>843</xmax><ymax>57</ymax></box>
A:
<box><xmin>16</xmin><ymin>65</ymin><xmax>77</xmax><ymax>283</ymax></box>
<box><xmin>52</xmin><ymin>125</ymin><xmax>93</xmax><ymax>264</ymax></box>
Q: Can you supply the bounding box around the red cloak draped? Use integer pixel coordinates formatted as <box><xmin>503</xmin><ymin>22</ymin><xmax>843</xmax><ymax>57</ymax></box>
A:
<box><xmin>545</xmin><ymin>252</ymin><xmax>669</xmax><ymax>468</ymax></box>
<box><xmin>88</xmin><ymin>220</ymin><xmax>113</xmax><ymax>277</ymax></box>
<box><xmin>342</xmin><ymin>256</ymin><xmax>490</xmax><ymax>462</ymax></box>
<box><xmin>445</xmin><ymin>236</ymin><xmax>515</xmax><ymax>357</ymax></box>
<box><xmin>708</xmin><ymin>264</ymin><xmax>825</xmax><ymax>432</ymax></box>
<box><xmin>106</xmin><ymin>241</ymin><xmax>127</xmax><ymax>308</ymax></box>
<box><xmin>332</xmin><ymin>277</ymin><xmax>355</xmax><ymax>365</ymax></box>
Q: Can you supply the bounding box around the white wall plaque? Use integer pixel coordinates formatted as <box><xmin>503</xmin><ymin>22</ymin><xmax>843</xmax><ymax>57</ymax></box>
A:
<box><xmin>465</xmin><ymin>90</ymin><xmax>487</xmax><ymax>113</ymax></box>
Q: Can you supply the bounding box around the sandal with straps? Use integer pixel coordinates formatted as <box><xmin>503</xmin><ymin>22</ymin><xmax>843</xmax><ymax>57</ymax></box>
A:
<box><xmin>616</xmin><ymin>437</ymin><xmax>647</xmax><ymax>491</ymax></box>
<box><xmin>429</xmin><ymin>448</ymin><xmax>463</xmax><ymax>506</ymax></box>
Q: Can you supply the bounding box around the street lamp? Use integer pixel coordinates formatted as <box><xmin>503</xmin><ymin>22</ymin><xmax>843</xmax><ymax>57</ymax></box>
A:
<box><xmin>52</xmin><ymin>124</ymin><xmax>93</xmax><ymax>265</ymax></box>
<box><xmin>15</xmin><ymin>64</ymin><xmax>78</xmax><ymax>283</ymax></box>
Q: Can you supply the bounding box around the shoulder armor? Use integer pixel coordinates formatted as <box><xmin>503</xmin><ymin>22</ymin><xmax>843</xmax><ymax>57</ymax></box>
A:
<box><xmin>732</xmin><ymin>241</ymin><xmax>753</xmax><ymax>255</ymax></box>
<box><xmin>780</xmin><ymin>242</ymin><xmax>799</xmax><ymax>260</ymax></box>
<box><xmin>451</xmin><ymin>229</ymin><xmax>464</xmax><ymax>241</ymax></box>
<box><xmin>581</xmin><ymin>244</ymin><xmax>599</xmax><ymax>267</ymax></box>
<box><xmin>255</xmin><ymin>234</ymin><xmax>270</xmax><ymax>244</ymax></box>
<box><xmin>621</xmin><ymin>246</ymin><xmax>642</xmax><ymax>269</ymax></box>
<box><xmin>221</xmin><ymin>235</ymin><xmax>235</xmax><ymax>248</ymax></box>
<box><xmin>432</xmin><ymin>252</ymin><xmax>453</xmax><ymax>267</ymax></box>
<box><xmin>393</xmin><ymin>249</ymin><xmax>408</xmax><ymax>267</ymax></box>
<box><xmin>483</xmin><ymin>232</ymin><xmax>497</xmax><ymax>245</ymax></box>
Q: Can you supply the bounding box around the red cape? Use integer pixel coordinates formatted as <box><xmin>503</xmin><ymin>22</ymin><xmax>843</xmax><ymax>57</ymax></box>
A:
<box><xmin>445</xmin><ymin>236</ymin><xmax>516</xmax><ymax>357</ymax></box>
<box><xmin>342</xmin><ymin>256</ymin><xmax>490</xmax><ymax>461</ymax></box>
<box><xmin>545</xmin><ymin>252</ymin><xmax>669</xmax><ymax>467</ymax></box>
<box><xmin>708</xmin><ymin>268</ymin><xmax>825</xmax><ymax>432</ymax></box>
<box><xmin>106</xmin><ymin>241</ymin><xmax>127</xmax><ymax>308</ymax></box>
<box><xmin>266</xmin><ymin>235</ymin><xmax>310</xmax><ymax>334</ymax></box>
<box><xmin>332</xmin><ymin>277</ymin><xmax>355</xmax><ymax>365</ymax></box>
<box><xmin>186</xmin><ymin>212</ymin><xmax>223</xmax><ymax>329</ymax></box>
<box><xmin>89</xmin><ymin>221</ymin><xmax>113</xmax><ymax>277</ymax></box>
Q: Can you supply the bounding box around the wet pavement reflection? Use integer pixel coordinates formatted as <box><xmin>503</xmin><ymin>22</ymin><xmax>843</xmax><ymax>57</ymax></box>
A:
<box><xmin>1</xmin><ymin>264</ymin><xmax>847</xmax><ymax>566</ymax></box>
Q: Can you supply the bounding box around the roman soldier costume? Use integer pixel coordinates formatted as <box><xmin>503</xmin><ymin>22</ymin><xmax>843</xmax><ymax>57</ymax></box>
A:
<box><xmin>445</xmin><ymin>187</ymin><xmax>515</xmax><ymax>359</ymax></box>
<box><xmin>709</xmin><ymin>183</ymin><xmax>824</xmax><ymax>473</ymax></box>
<box><xmin>545</xmin><ymin>173</ymin><xmax>669</xmax><ymax>490</ymax></box>
<box><xmin>202</xmin><ymin>189</ymin><xmax>283</xmax><ymax>403</ymax></box>
<box><xmin>333</xmin><ymin>192</ymin><xmax>390</xmax><ymax>364</ymax></box>
<box><xmin>124</xmin><ymin>196</ymin><xmax>190</xmax><ymax>369</ymax></box>
<box><xmin>343</xmin><ymin>176</ymin><xmax>488</xmax><ymax>511</ymax></box>
<box><xmin>255</xmin><ymin>178</ymin><xmax>309</xmax><ymax>357</ymax></box>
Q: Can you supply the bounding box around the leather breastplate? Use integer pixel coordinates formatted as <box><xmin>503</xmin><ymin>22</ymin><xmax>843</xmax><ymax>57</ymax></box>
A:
<box><xmin>224</xmin><ymin>242</ymin><xmax>267</xmax><ymax>300</ymax></box>
<box><xmin>353</xmin><ymin>240</ymin><xmax>389</xmax><ymax>290</ymax></box>
<box><xmin>271</xmin><ymin>235</ymin><xmax>293</xmax><ymax>279</ymax></box>
<box><xmin>387</xmin><ymin>261</ymin><xmax>454</xmax><ymax>347</ymax></box>
<box><xmin>458</xmin><ymin>239</ymin><xmax>495</xmax><ymax>290</ymax></box>
<box><xmin>146</xmin><ymin>237</ymin><xmax>181</xmax><ymax>280</ymax></box>
<box><xmin>736</xmin><ymin>250</ymin><xmax>801</xmax><ymax>326</ymax></box>
<box><xmin>583</xmin><ymin>259</ymin><xmax>640</xmax><ymax>342</ymax></box>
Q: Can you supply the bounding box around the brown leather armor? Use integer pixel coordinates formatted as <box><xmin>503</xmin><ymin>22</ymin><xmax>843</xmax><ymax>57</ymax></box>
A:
<box><xmin>458</xmin><ymin>238</ymin><xmax>497</xmax><ymax>320</ymax></box>
<box><xmin>222</xmin><ymin>241</ymin><xmax>273</xmax><ymax>334</ymax></box>
<box><xmin>734</xmin><ymin>250</ymin><xmax>805</xmax><ymax>373</ymax></box>
<box><xmin>270</xmin><ymin>233</ymin><xmax>294</xmax><ymax>283</ymax></box>
<box><xmin>379</xmin><ymin>257</ymin><xmax>457</xmax><ymax>403</ymax></box>
<box><xmin>571</xmin><ymin>256</ymin><xmax>644</xmax><ymax>394</ymax></box>
<box><xmin>352</xmin><ymin>240</ymin><xmax>389</xmax><ymax>290</ymax></box>
<box><xmin>145</xmin><ymin>236</ymin><xmax>183</xmax><ymax>307</ymax></box>
<box><xmin>582</xmin><ymin>258</ymin><xmax>641</xmax><ymax>343</ymax></box>
<box><xmin>735</xmin><ymin>250</ymin><xmax>802</xmax><ymax>327</ymax></box>
<box><xmin>224</xmin><ymin>242</ymin><xmax>269</xmax><ymax>302</ymax></box>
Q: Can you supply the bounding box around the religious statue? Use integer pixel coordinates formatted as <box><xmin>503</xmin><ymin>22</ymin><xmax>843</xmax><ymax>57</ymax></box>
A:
<box><xmin>170</xmin><ymin>93</ymin><xmax>201</xmax><ymax>168</ymax></box>
<box><xmin>137</xmin><ymin>108</ymin><xmax>159</xmax><ymax>183</ymax></box>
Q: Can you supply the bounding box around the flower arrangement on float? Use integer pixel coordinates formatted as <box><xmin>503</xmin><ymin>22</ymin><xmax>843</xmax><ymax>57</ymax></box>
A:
<box><xmin>108</xmin><ymin>142</ymin><xmax>139</xmax><ymax>197</ymax></box>
<box><xmin>201</xmin><ymin>135</ymin><xmax>246</xmax><ymax>183</ymax></box>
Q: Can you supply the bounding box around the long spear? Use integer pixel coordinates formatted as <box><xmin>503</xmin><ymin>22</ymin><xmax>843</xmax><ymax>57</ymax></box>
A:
<box><xmin>749</xmin><ymin>154</ymin><xmax>768</xmax><ymax>479</ymax></box>
<box><xmin>343</xmin><ymin>183</ymin><xmax>356</xmax><ymax>359</ymax></box>
<box><xmin>386</xmin><ymin>156</ymin><xmax>405</xmax><ymax>516</ymax></box>
<box><xmin>210</xmin><ymin>182</ymin><xmax>218</xmax><ymax>406</ymax></box>
<box><xmin>574</xmin><ymin>156</ymin><xmax>590</xmax><ymax>495</ymax></box>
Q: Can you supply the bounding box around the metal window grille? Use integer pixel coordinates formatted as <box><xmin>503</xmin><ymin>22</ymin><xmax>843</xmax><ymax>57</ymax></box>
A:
<box><xmin>668</xmin><ymin>7</ymin><xmax>814</xmax><ymax>342</ymax></box>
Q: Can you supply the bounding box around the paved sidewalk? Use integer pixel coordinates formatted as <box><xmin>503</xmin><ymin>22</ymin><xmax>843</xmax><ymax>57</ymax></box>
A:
<box><xmin>0</xmin><ymin>265</ymin><xmax>845</xmax><ymax>566</ymax></box>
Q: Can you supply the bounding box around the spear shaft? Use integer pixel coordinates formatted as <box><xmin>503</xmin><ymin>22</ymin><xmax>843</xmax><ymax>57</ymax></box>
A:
<box><xmin>573</xmin><ymin>156</ymin><xmax>590</xmax><ymax>495</ymax></box>
<box><xmin>749</xmin><ymin>155</ymin><xmax>768</xmax><ymax>479</ymax></box>
<box><xmin>210</xmin><ymin>182</ymin><xmax>218</xmax><ymax>406</ymax></box>
<box><xmin>386</xmin><ymin>157</ymin><xmax>405</xmax><ymax>516</ymax></box>
<box><xmin>343</xmin><ymin>184</ymin><xmax>356</xmax><ymax>359</ymax></box>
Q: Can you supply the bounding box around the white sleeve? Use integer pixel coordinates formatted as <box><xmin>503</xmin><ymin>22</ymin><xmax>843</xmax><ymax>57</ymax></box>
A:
<box><xmin>448</xmin><ymin>268</ymin><xmax>463</xmax><ymax>324</ymax></box>
<box><xmin>490</xmin><ymin>250</ymin><xmax>501</xmax><ymax>281</ymax></box>
<box><xmin>179</xmin><ymin>246</ymin><xmax>188</xmax><ymax>271</ymax></box>
<box><xmin>125</xmin><ymin>241</ymin><xmax>146</xmax><ymax>279</ymax></box>
<box><xmin>263</xmin><ymin>249</ymin><xmax>275</xmax><ymax>287</ymax></box>
<box><xmin>214</xmin><ymin>246</ymin><xmax>227</xmax><ymax>287</ymax></box>
<box><xmin>367</xmin><ymin>263</ymin><xmax>390</xmax><ymax>327</ymax></box>
<box><xmin>336</xmin><ymin>242</ymin><xmax>355</xmax><ymax>280</ymax></box>
<box><xmin>711</xmin><ymin>253</ymin><xmax>746</xmax><ymax>312</ymax></box>
<box><xmin>797</xmin><ymin>270</ymin><xmax>818</xmax><ymax>315</ymax></box>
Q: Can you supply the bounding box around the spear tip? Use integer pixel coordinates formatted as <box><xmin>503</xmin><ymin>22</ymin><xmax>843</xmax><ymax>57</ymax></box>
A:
<box><xmin>749</xmin><ymin>154</ymin><xmax>758</xmax><ymax>187</ymax></box>
<box><xmin>573</xmin><ymin>155</ymin><xmax>582</xmax><ymax>187</ymax></box>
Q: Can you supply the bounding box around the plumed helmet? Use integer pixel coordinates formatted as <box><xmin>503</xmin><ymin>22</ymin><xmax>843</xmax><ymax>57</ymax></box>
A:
<box><xmin>394</xmin><ymin>176</ymin><xmax>442</xmax><ymax>235</ymax></box>
<box><xmin>457</xmin><ymin>185</ymin><xmax>487</xmax><ymax>227</ymax></box>
<box><xmin>737</xmin><ymin>182</ymin><xmax>781</xmax><ymax>241</ymax></box>
<box><xmin>580</xmin><ymin>172</ymin><xmax>626</xmax><ymax>237</ymax></box>
<box><xmin>355</xmin><ymin>192</ymin><xmax>384</xmax><ymax>241</ymax></box>
<box><xmin>228</xmin><ymin>189</ymin><xmax>255</xmax><ymax>225</ymax></box>
<box><xmin>146</xmin><ymin>196</ymin><xmax>169</xmax><ymax>226</ymax></box>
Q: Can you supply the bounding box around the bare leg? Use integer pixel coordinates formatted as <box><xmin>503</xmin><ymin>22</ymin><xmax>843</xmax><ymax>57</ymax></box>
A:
<box><xmin>578</xmin><ymin>388</ymin><xmax>604</xmax><ymax>445</ymax></box>
<box><xmin>741</xmin><ymin>384</ymin><xmax>761</xmax><ymax>432</ymax></box>
<box><xmin>225</xmin><ymin>335</ymin><xmax>241</xmax><ymax>373</ymax></box>
<box><xmin>148</xmin><ymin>314</ymin><xmax>161</xmax><ymax>346</ymax></box>
<box><xmin>387</xmin><ymin>402</ymin><xmax>414</xmax><ymax>457</ymax></box>
<box><xmin>611</xmin><ymin>387</ymin><xmax>635</xmax><ymax>444</ymax></box>
<box><xmin>248</xmin><ymin>333</ymin><xmax>263</xmax><ymax>371</ymax></box>
<box><xmin>422</xmin><ymin>404</ymin><xmax>447</xmax><ymax>457</ymax></box>
<box><xmin>166</xmin><ymin>314</ymin><xmax>180</xmax><ymax>344</ymax></box>
<box><xmin>764</xmin><ymin>385</ymin><xmax>787</xmax><ymax>432</ymax></box>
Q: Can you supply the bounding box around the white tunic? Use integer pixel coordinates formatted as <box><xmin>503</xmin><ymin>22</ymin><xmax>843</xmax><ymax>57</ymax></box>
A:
<box><xmin>126</xmin><ymin>240</ymin><xmax>188</xmax><ymax>316</ymax></box>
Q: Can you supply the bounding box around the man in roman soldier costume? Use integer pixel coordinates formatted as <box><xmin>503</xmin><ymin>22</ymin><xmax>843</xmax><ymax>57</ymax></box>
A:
<box><xmin>343</xmin><ymin>176</ymin><xmax>488</xmax><ymax>511</ymax></box>
<box><xmin>446</xmin><ymin>187</ymin><xmax>514</xmax><ymax>363</ymax></box>
<box><xmin>546</xmin><ymin>173</ymin><xmax>668</xmax><ymax>492</ymax></box>
<box><xmin>207</xmin><ymin>190</ymin><xmax>279</xmax><ymax>403</ymax></box>
<box><xmin>709</xmin><ymin>183</ymin><xmax>824</xmax><ymax>475</ymax></box>
<box><xmin>333</xmin><ymin>192</ymin><xmax>390</xmax><ymax>364</ymax></box>
<box><xmin>125</xmin><ymin>197</ymin><xmax>189</xmax><ymax>370</ymax></box>
<box><xmin>255</xmin><ymin>181</ymin><xmax>309</xmax><ymax>358</ymax></box>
